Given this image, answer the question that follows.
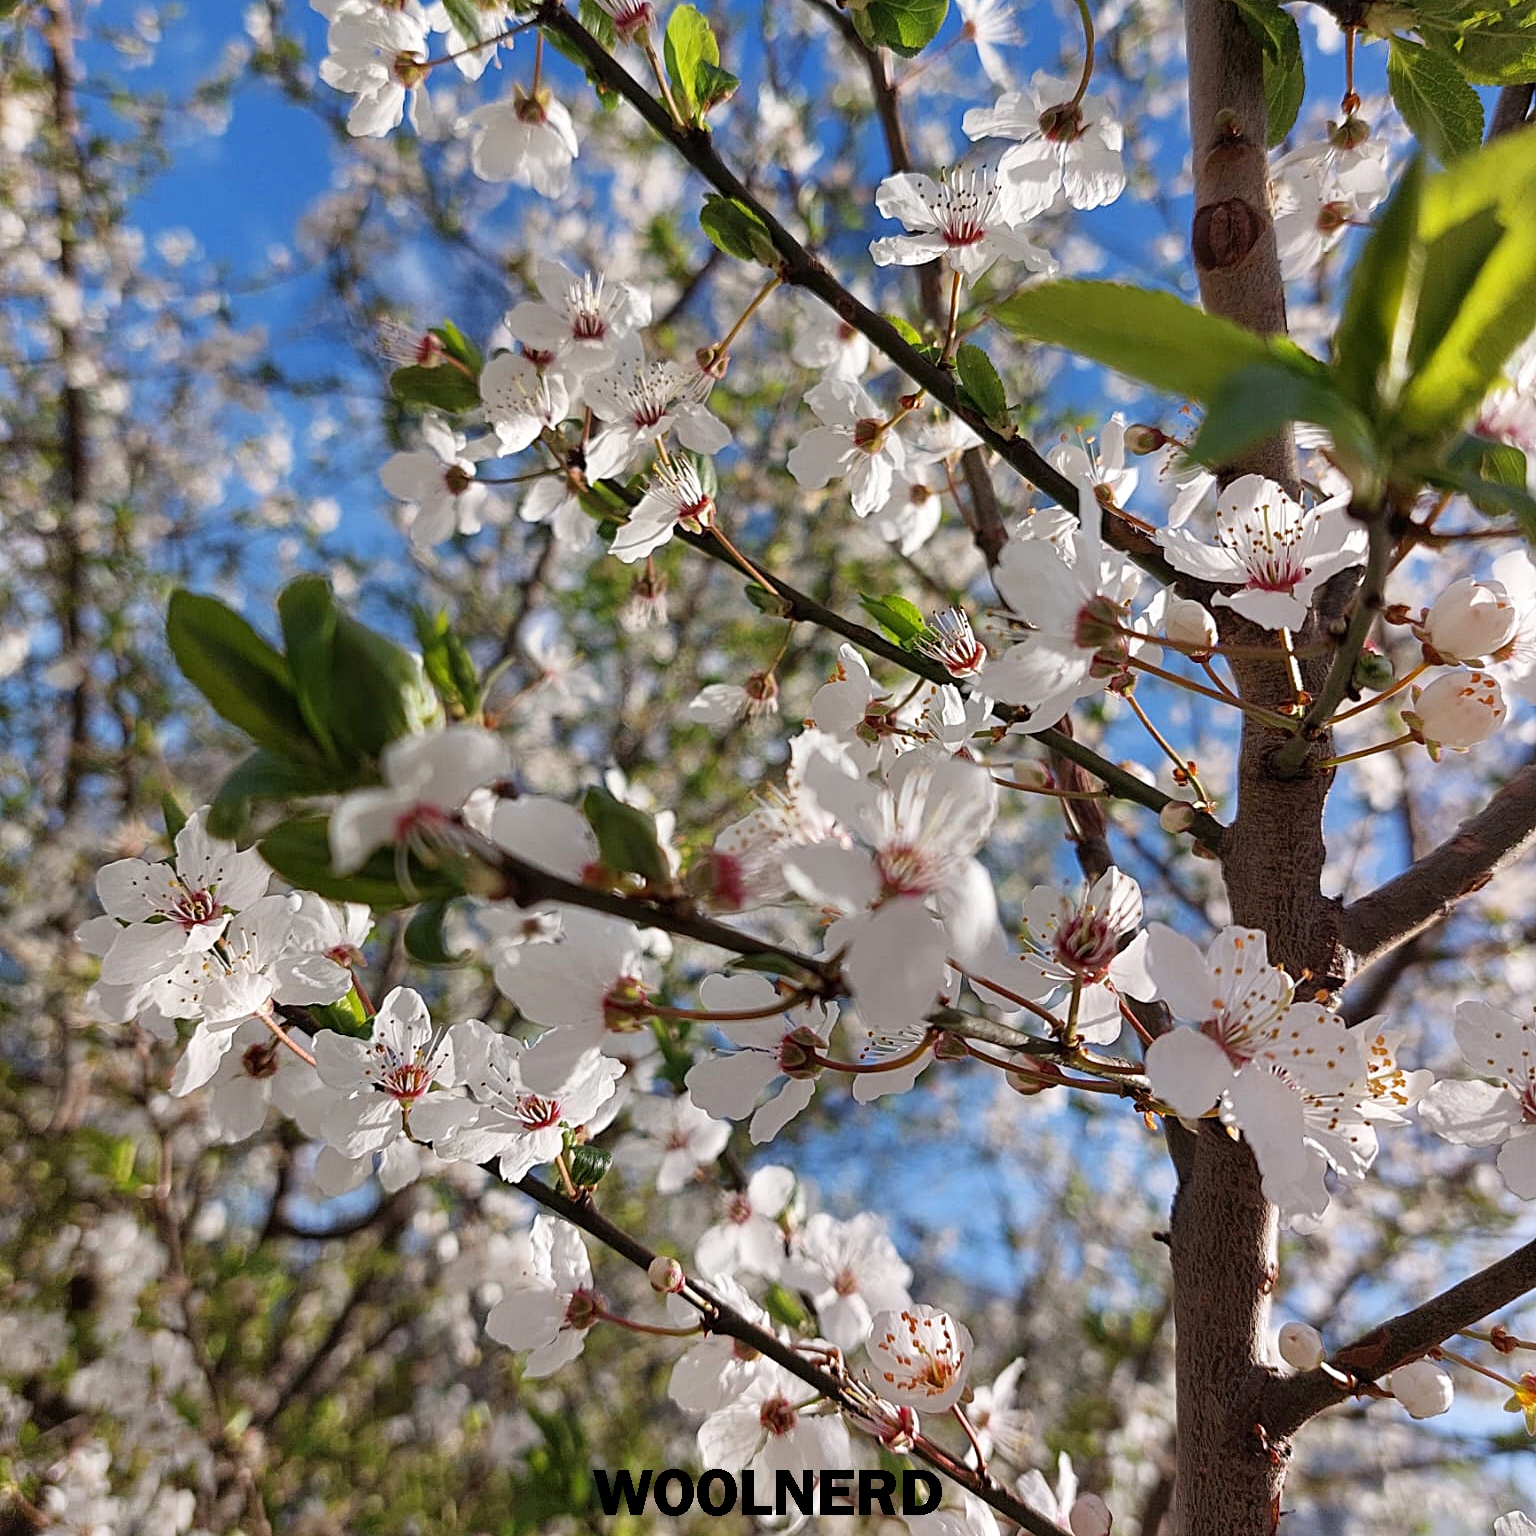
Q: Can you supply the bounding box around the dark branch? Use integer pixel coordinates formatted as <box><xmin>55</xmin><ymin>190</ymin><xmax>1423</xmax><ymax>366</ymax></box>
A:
<box><xmin>1490</xmin><ymin>84</ymin><xmax>1535</xmax><ymax>140</ymax></box>
<box><xmin>1339</xmin><ymin>760</ymin><xmax>1536</xmax><ymax>971</ymax></box>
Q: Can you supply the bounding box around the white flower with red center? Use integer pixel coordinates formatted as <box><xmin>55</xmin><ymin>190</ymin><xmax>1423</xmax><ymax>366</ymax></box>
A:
<box><xmin>685</xmin><ymin>672</ymin><xmax>780</xmax><ymax>726</ymax></box>
<box><xmin>974</xmin><ymin>867</ymin><xmax>1154</xmax><ymax>1043</ymax></box>
<box><xmin>916</xmin><ymin>607</ymin><xmax>988</xmax><ymax>679</ymax></box>
<box><xmin>870</xmin><ymin>456</ymin><xmax>947</xmax><ymax>555</ymax></box>
<box><xmin>783</xmin><ymin>745</ymin><xmax>1001</xmax><ymax>1025</ymax></box>
<box><xmin>987</xmin><ymin>481</ymin><xmax>1145</xmax><ymax>719</ymax></box>
<box><xmin>380</xmin><ymin>414</ymin><xmax>500</xmax><ymax>546</ymax></box>
<box><xmin>431</xmin><ymin>1019</ymin><xmax>623</xmax><ymax>1180</ymax></box>
<box><xmin>963</xmin><ymin>73</ymin><xmax>1126</xmax><ymax>219</ymax></box>
<box><xmin>869</xmin><ymin>168</ymin><xmax>1055</xmax><ymax>282</ymax></box>
<box><xmin>782</xmin><ymin>1212</ymin><xmax>913</xmax><ymax>1351</ymax></box>
<box><xmin>591</xmin><ymin>0</ymin><xmax>658</xmax><ymax>44</ymax></box>
<box><xmin>1140</xmin><ymin>925</ymin><xmax>1366</xmax><ymax>1212</ymax></box>
<box><xmin>184</xmin><ymin>1017</ymin><xmax>331</xmax><ymax>1145</ymax></box>
<box><xmin>685</xmin><ymin>973</ymin><xmax>836</xmax><ymax>1144</ymax></box>
<box><xmin>616</xmin><ymin>1093</ymin><xmax>731</xmax><ymax>1194</ymax></box>
<box><xmin>504</xmin><ymin>258</ymin><xmax>650</xmax><ymax>377</ymax></box>
<box><xmin>479</xmin><ymin>352</ymin><xmax>573</xmax><ymax>456</ymax></box>
<box><xmin>584</xmin><ymin>358</ymin><xmax>727</xmax><ymax>477</ymax></box>
<box><xmin>791</xmin><ymin>299</ymin><xmax>871</xmax><ymax>381</ymax></box>
<box><xmin>329</xmin><ymin>724</ymin><xmax>511</xmax><ymax>876</ymax></box>
<box><xmin>787</xmin><ymin>377</ymin><xmax>909</xmax><ymax>520</ymax></box>
<box><xmin>697</xmin><ymin>1361</ymin><xmax>852</xmax><ymax>1482</ymax></box>
<box><xmin>694</xmin><ymin>1163</ymin><xmax>798</xmax><ymax>1278</ymax></box>
<box><xmin>1157</xmin><ymin>474</ymin><xmax>1366</xmax><ymax>631</ymax></box>
<box><xmin>493</xmin><ymin>909</ymin><xmax>652</xmax><ymax>1089</ymax></box>
<box><xmin>611</xmin><ymin>455</ymin><xmax>716</xmax><ymax>564</ymax></box>
<box><xmin>465</xmin><ymin>87</ymin><xmax>580</xmax><ymax>196</ymax></box>
<box><xmin>87</xmin><ymin>808</ymin><xmax>271</xmax><ymax>995</ymax></box>
<box><xmin>668</xmin><ymin>1276</ymin><xmax>779</xmax><ymax>1413</ymax></box>
<box><xmin>313</xmin><ymin>986</ymin><xmax>472</xmax><ymax>1158</ymax></box>
<box><xmin>867</xmin><ymin>1304</ymin><xmax>974</xmax><ymax>1412</ymax></box>
<box><xmin>1048</xmin><ymin>414</ymin><xmax>1138</xmax><ymax>510</ymax></box>
<box><xmin>1419</xmin><ymin>1000</ymin><xmax>1536</xmax><ymax>1199</ymax></box>
<box><xmin>485</xmin><ymin>1215</ymin><xmax>603</xmax><ymax>1377</ymax></box>
<box><xmin>1406</xmin><ymin>668</ymin><xmax>1507</xmax><ymax>754</ymax></box>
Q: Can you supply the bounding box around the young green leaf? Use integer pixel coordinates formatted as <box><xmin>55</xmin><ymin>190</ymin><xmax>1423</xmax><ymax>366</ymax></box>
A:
<box><xmin>993</xmin><ymin>281</ymin><xmax>1316</xmax><ymax>403</ymax></box>
<box><xmin>414</xmin><ymin>607</ymin><xmax>482</xmax><ymax>717</ymax></box>
<box><xmin>259</xmin><ymin>816</ymin><xmax>463</xmax><ymax>910</ymax></box>
<box><xmin>277</xmin><ymin>574</ymin><xmax>342</xmax><ymax>765</ymax></box>
<box><xmin>848</xmin><ymin>0</ymin><xmax>950</xmax><ymax>57</ymax></box>
<box><xmin>693</xmin><ymin>59</ymin><xmax>740</xmax><ymax>115</ymax></box>
<box><xmin>207</xmin><ymin>749</ymin><xmax>356</xmax><ymax>841</ymax></box>
<box><xmin>1387</xmin><ymin>38</ymin><xmax>1485</xmax><ymax>162</ymax></box>
<box><xmin>431</xmin><ymin>318</ymin><xmax>483</xmax><ymax>373</ymax></box>
<box><xmin>389</xmin><ymin>363</ymin><xmax>482</xmax><ymax>414</ymax></box>
<box><xmin>166</xmin><ymin>590</ymin><xmax>320</xmax><ymax>762</ymax></box>
<box><xmin>664</xmin><ymin>5</ymin><xmax>718</xmax><ymax>121</ymax></box>
<box><xmin>699</xmin><ymin>194</ymin><xmax>778</xmax><ymax>265</ymax></box>
<box><xmin>860</xmin><ymin>592</ymin><xmax>932</xmax><ymax>647</ymax></box>
<box><xmin>161</xmin><ymin>793</ymin><xmax>189</xmax><ymax>845</ymax></box>
<box><xmin>404</xmin><ymin>898</ymin><xmax>470</xmax><ymax>965</ymax></box>
<box><xmin>581</xmin><ymin>785</ymin><xmax>673</xmax><ymax>885</ymax></box>
<box><xmin>955</xmin><ymin>343</ymin><xmax>1008</xmax><ymax>421</ymax></box>
<box><xmin>1263</xmin><ymin>44</ymin><xmax>1305</xmax><ymax>146</ymax></box>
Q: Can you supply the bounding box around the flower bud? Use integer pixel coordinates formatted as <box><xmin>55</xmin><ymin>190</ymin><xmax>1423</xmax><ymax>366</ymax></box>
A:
<box><xmin>1164</xmin><ymin>597</ymin><xmax>1218</xmax><ymax>653</ymax></box>
<box><xmin>1352</xmin><ymin>646</ymin><xmax>1395</xmax><ymax>693</ymax></box>
<box><xmin>1123</xmin><ymin>423</ymin><xmax>1168</xmax><ymax>456</ymax></box>
<box><xmin>1421</xmin><ymin>578</ymin><xmax>1517</xmax><ymax>662</ymax></box>
<box><xmin>1278</xmin><ymin>1321</ymin><xmax>1326</xmax><ymax>1371</ymax></box>
<box><xmin>1069</xmin><ymin>1494</ymin><xmax>1113</xmax><ymax>1536</ymax></box>
<box><xmin>1159</xmin><ymin>801</ymin><xmax>1197</xmax><ymax>835</ymax></box>
<box><xmin>648</xmin><ymin>1256</ymin><xmax>686</xmax><ymax>1293</ymax></box>
<box><xmin>1410</xmin><ymin>669</ymin><xmax>1507</xmax><ymax>750</ymax></box>
<box><xmin>1388</xmin><ymin>1359</ymin><xmax>1454</xmax><ymax>1419</ymax></box>
<box><xmin>1329</xmin><ymin>114</ymin><xmax>1372</xmax><ymax>148</ymax></box>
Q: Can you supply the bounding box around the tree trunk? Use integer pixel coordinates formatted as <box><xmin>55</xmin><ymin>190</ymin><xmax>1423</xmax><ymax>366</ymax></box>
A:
<box><xmin>1168</xmin><ymin>2</ymin><xmax>1347</xmax><ymax>1531</ymax></box>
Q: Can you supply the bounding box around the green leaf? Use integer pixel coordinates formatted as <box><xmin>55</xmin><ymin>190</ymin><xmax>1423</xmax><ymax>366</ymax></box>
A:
<box><xmin>1332</xmin><ymin>155</ymin><xmax>1426</xmax><ymax>416</ymax></box>
<box><xmin>955</xmin><ymin>343</ymin><xmax>1008</xmax><ymax>421</ymax></box>
<box><xmin>1263</xmin><ymin>44</ymin><xmax>1305</xmax><ymax>145</ymax></box>
<box><xmin>887</xmin><ymin>314</ymin><xmax>924</xmax><ymax>348</ymax></box>
<box><xmin>1226</xmin><ymin>0</ymin><xmax>1296</xmax><ymax>57</ymax></box>
<box><xmin>259</xmin><ymin>817</ymin><xmax>463</xmax><ymax>911</ymax></box>
<box><xmin>860</xmin><ymin>592</ymin><xmax>931</xmax><ymax>647</ymax></box>
<box><xmin>744</xmin><ymin>582</ymin><xmax>796</xmax><ymax>618</ymax></box>
<box><xmin>1423</xmin><ymin>461</ymin><xmax>1536</xmax><ymax>531</ymax></box>
<box><xmin>1418</xmin><ymin>0</ymin><xmax>1536</xmax><ymax>85</ymax></box>
<box><xmin>564</xmin><ymin>1143</ymin><xmax>613</xmax><ymax>1188</ymax></box>
<box><xmin>389</xmin><ymin>363</ymin><xmax>481</xmax><ymax>414</ymax></box>
<box><xmin>693</xmin><ymin>59</ymin><xmax>740</xmax><ymax>114</ymax></box>
<box><xmin>848</xmin><ymin>0</ymin><xmax>949</xmax><ymax>57</ymax></box>
<box><xmin>726</xmin><ymin>951</ymin><xmax>824</xmax><ymax>982</ymax></box>
<box><xmin>1192</xmin><ymin>361</ymin><xmax>1380</xmax><ymax>487</ymax></box>
<box><xmin>1387</xmin><ymin>38</ymin><xmax>1485</xmax><ymax>161</ymax></box>
<box><xmin>699</xmin><ymin>194</ymin><xmax>778</xmax><ymax>265</ymax></box>
<box><xmin>993</xmin><ymin>280</ymin><xmax>1317</xmax><ymax>403</ymax></box>
<box><xmin>1447</xmin><ymin>434</ymin><xmax>1530</xmax><ymax>493</ymax></box>
<box><xmin>277</xmin><ymin>575</ymin><xmax>342</xmax><ymax>765</ymax></box>
<box><xmin>166</xmin><ymin>591</ymin><xmax>319</xmax><ymax>761</ymax></box>
<box><xmin>664</xmin><ymin>5</ymin><xmax>718</xmax><ymax>121</ymax></box>
<box><xmin>307</xmin><ymin>987</ymin><xmax>372</xmax><ymax>1038</ymax></box>
<box><xmin>581</xmin><ymin>786</ymin><xmax>673</xmax><ymax>885</ymax></box>
<box><xmin>161</xmin><ymin>793</ymin><xmax>189</xmax><ymax>844</ymax></box>
<box><xmin>207</xmin><ymin>749</ymin><xmax>351</xmax><ymax>841</ymax></box>
<box><xmin>431</xmin><ymin>318</ymin><xmax>482</xmax><ymax>373</ymax></box>
<box><xmin>413</xmin><ymin>608</ymin><xmax>482</xmax><ymax>717</ymax></box>
<box><xmin>578</xmin><ymin>0</ymin><xmax>618</xmax><ymax>48</ymax></box>
<box><xmin>404</xmin><ymin>898</ymin><xmax>469</xmax><ymax>965</ymax></box>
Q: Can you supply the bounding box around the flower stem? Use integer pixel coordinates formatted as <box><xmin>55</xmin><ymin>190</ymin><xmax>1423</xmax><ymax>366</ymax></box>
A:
<box><xmin>1070</xmin><ymin>0</ymin><xmax>1096</xmax><ymax>107</ymax></box>
<box><xmin>642</xmin><ymin>33</ymin><xmax>687</xmax><ymax>125</ymax></box>
<box><xmin>1313</xmin><ymin>732</ymin><xmax>1416</xmax><ymax>769</ymax></box>
<box><xmin>259</xmin><ymin>1005</ymin><xmax>317</xmax><ymax>1067</ymax></box>
<box><xmin>1126</xmin><ymin>655</ymin><xmax>1298</xmax><ymax>730</ymax></box>
<box><xmin>1123</xmin><ymin>689</ymin><xmax>1212</xmax><ymax>808</ymax></box>
<box><xmin>1329</xmin><ymin>661</ymin><xmax>1428</xmax><ymax>723</ymax></box>
<box><xmin>707</xmin><ymin>275</ymin><xmax>783</xmax><ymax>364</ymax></box>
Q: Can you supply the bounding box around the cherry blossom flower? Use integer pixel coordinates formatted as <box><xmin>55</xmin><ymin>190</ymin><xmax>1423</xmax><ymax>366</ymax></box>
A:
<box><xmin>867</xmin><ymin>1304</ymin><xmax>974</xmax><ymax>1411</ymax></box>
<box><xmin>485</xmin><ymin>1215</ymin><xmax>601</xmax><ymax>1377</ymax></box>
<box><xmin>685</xmin><ymin>672</ymin><xmax>780</xmax><ymax>726</ymax></box>
<box><xmin>433</xmin><ymin>1021</ymin><xmax>623</xmax><ymax>1180</ymax></box>
<box><xmin>590</xmin><ymin>0</ymin><xmax>658</xmax><ymax>44</ymax></box>
<box><xmin>869</xmin><ymin>457</ymin><xmax>947</xmax><ymax>554</ymax></box>
<box><xmin>478</xmin><ymin>351</ymin><xmax>573</xmax><ymax>456</ymax></box>
<box><xmin>381</xmin><ymin>414</ymin><xmax>501</xmax><ymax>545</ymax></box>
<box><xmin>668</xmin><ymin>1274</ymin><xmax>777</xmax><ymax>1412</ymax></box>
<box><xmin>915</xmin><ymin>607</ymin><xmax>988</xmax><ymax>679</ymax></box>
<box><xmin>1492</xmin><ymin>549</ymin><xmax>1536</xmax><ymax>702</ymax></box>
<box><xmin>611</xmin><ymin>455</ymin><xmax>716</xmax><ymax>564</ymax></box>
<box><xmin>1496</xmin><ymin>1515</ymin><xmax>1536</xmax><ymax>1536</ymax></box>
<box><xmin>1156</xmin><ymin>475</ymin><xmax>1365</xmax><ymax>630</ymax></box>
<box><xmin>956</xmin><ymin>0</ymin><xmax>1021</xmax><ymax>85</ymax></box>
<box><xmin>1419</xmin><ymin>1000</ymin><xmax>1536</xmax><ymax>1198</ymax></box>
<box><xmin>615</xmin><ymin>1093</ymin><xmax>731</xmax><ymax>1193</ymax></box>
<box><xmin>189</xmin><ymin>1017</ymin><xmax>331</xmax><ymax>1144</ymax></box>
<box><xmin>963</xmin><ymin>73</ymin><xmax>1126</xmax><ymax>219</ymax></box>
<box><xmin>696</xmin><ymin>1360</ymin><xmax>852</xmax><ymax>1483</ymax></box>
<box><xmin>685</xmin><ymin>972</ymin><xmax>836</xmax><ymax>1144</ymax></box>
<box><xmin>1140</xmin><ymin>925</ymin><xmax>1367</xmax><ymax>1212</ymax></box>
<box><xmin>320</xmin><ymin>4</ymin><xmax>430</xmax><ymax>138</ymax></box>
<box><xmin>694</xmin><ymin>1163</ymin><xmax>798</xmax><ymax>1278</ymax></box>
<box><xmin>787</xmin><ymin>376</ymin><xmax>908</xmax><ymax>519</ymax></box>
<box><xmin>312</xmin><ymin>986</ymin><xmax>472</xmax><ymax>1156</ymax></box>
<box><xmin>585</xmin><ymin>357</ymin><xmax>728</xmax><ymax>476</ymax></box>
<box><xmin>782</xmin><ymin>1212</ymin><xmax>914</xmax><ymax>1350</ymax></box>
<box><xmin>1406</xmin><ymin>669</ymin><xmax>1507</xmax><ymax>753</ymax></box>
<box><xmin>791</xmin><ymin>302</ymin><xmax>871</xmax><ymax>381</ymax></box>
<box><xmin>329</xmin><ymin>723</ymin><xmax>510</xmax><ymax>875</ymax></box>
<box><xmin>1419</xmin><ymin>578</ymin><xmax>1518</xmax><ymax>663</ymax></box>
<box><xmin>87</xmin><ymin>809</ymin><xmax>271</xmax><ymax>995</ymax></box>
<box><xmin>967</xmin><ymin>1357</ymin><xmax>1032</xmax><ymax>1464</ymax></box>
<box><xmin>504</xmin><ymin>258</ymin><xmax>650</xmax><ymax>377</ymax></box>
<box><xmin>465</xmin><ymin>87</ymin><xmax>580</xmax><ymax>195</ymax></box>
<box><xmin>869</xmin><ymin>168</ymin><xmax>1055</xmax><ymax>282</ymax></box>
<box><xmin>1047</xmin><ymin>415</ymin><xmax>1138</xmax><ymax>509</ymax></box>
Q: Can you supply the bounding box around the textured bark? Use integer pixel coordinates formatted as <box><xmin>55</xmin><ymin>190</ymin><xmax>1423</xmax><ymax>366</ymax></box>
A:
<box><xmin>1170</xmin><ymin>2</ymin><xmax>1338</xmax><ymax>1531</ymax></box>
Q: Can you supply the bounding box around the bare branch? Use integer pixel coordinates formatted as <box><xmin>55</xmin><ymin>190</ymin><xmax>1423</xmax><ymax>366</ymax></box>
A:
<box><xmin>1340</xmin><ymin>761</ymin><xmax>1536</xmax><ymax>971</ymax></box>
<box><xmin>1490</xmin><ymin>84</ymin><xmax>1535</xmax><ymax>140</ymax></box>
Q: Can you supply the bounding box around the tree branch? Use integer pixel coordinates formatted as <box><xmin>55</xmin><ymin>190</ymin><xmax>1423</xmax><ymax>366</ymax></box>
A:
<box><xmin>1490</xmin><ymin>84</ymin><xmax>1535</xmax><ymax>140</ymax></box>
<box><xmin>1259</xmin><ymin>1234</ymin><xmax>1536</xmax><ymax>1440</ymax></box>
<box><xmin>1339</xmin><ymin>760</ymin><xmax>1536</xmax><ymax>970</ymax></box>
<box><xmin>515</xmin><ymin>1175</ymin><xmax>1070</xmax><ymax>1536</ymax></box>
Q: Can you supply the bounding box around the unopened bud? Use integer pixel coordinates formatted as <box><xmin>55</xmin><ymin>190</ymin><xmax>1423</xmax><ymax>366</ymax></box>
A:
<box><xmin>1278</xmin><ymin>1321</ymin><xmax>1326</xmax><ymax>1371</ymax></box>
<box><xmin>1164</xmin><ymin>596</ymin><xmax>1218</xmax><ymax>653</ymax></box>
<box><xmin>1352</xmin><ymin>647</ymin><xmax>1395</xmax><ymax>693</ymax></box>
<box><xmin>1420</xmin><ymin>577</ymin><xmax>1518</xmax><ymax>664</ymax></box>
<box><xmin>1123</xmin><ymin>423</ymin><xmax>1169</xmax><ymax>456</ymax></box>
<box><xmin>1388</xmin><ymin>1359</ymin><xmax>1454</xmax><ymax>1419</ymax></box>
<box><xmin>1069</xmin><ymin>1493</ymin><xmax>1113</xmax><ymax>1536</ymax></box>
<box><xmin>1159</xmin><ymin>801</ymin><xmax>1197</xmax><ymax>835</ymax></box>
<box><xmin>1409</xmin><ymin>669</ymin><xmax>1507</xmax><ymax>751</ymax></box>
<box><xmin>649</xmin><ymin>1256</ymin><xmax>686</xmax><ymax>1293</ymax></box>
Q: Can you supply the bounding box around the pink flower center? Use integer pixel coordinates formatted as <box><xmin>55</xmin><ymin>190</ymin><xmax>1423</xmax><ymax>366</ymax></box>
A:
<box><xmin>515</xmin><ymin>1093</ymin><xmax>561</xmax><ymax>1130</ymax></box>
<box><xmin>241</xmin><ymin>1041</ymin><xmax>281</xmax><ymax>1080</ymax></box>
<box><xmin>1052</xmin><ymin>909</ymin><xmax>1119</xmax><ymax>980</ymax></box>
<box><xmin>876</xmin><ymin>841</ymin><xmax>940</xmax><ymax>897</ymax></box>
<box><xmin>759</xmin><ymin>1395</ymin><xmax>799</xmax><ymax>1437</ymax></box>
<box><xmin>171</xmin><ymin>885</ymin><xmax>220</xmax><ymax>931</ymax></box>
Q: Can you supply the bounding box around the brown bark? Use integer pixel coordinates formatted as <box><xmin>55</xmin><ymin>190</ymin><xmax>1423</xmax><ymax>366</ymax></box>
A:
<box><xmin>1170</xmin><ymin>2</ymin><xmax>1340</xmax><ymax>1531</ymax></box>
